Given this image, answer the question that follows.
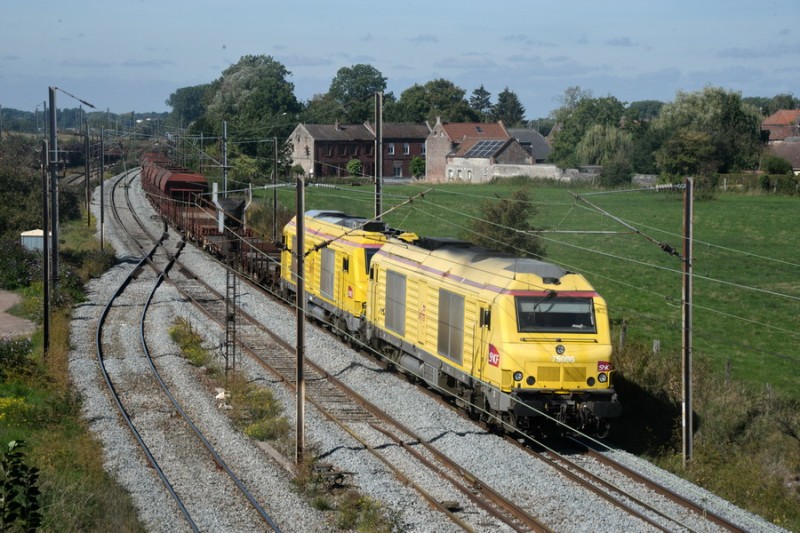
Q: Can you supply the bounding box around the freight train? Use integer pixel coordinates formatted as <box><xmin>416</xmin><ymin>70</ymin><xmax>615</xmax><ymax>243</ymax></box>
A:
<box><xmin>140</xmin><ymin>152</ymin><xmax>622</xmax><ymax>435</ymax></box>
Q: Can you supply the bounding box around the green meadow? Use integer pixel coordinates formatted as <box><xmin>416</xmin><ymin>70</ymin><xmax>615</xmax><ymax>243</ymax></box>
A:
<box><xmin>270</xmin><ymin>180</ymin><xmax>800</xmax><ymax>395</ymax></box>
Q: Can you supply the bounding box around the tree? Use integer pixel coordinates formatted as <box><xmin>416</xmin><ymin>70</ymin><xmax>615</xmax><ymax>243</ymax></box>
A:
<box><xmin>409</xmin><ymin>156</ymin><xmax>425</xmax><ymax>178</ymax></box>
<box><xmin>301</xmin><ymin>93</ymin><xmax>345</xmax><ymax>124</ymax></box>
<box><xmin>166</xmin><ymin>84</ymin><xmax>210</xmax><ymax>127</ymax></box>
<box><xmin>654</xmin><ymin>129</ymin><xmax>716</xmax><ymax>178</ymax></box>
<box><xmin>469</xmin><ymin>85</ymin><xmax>492</xmax><ymax>121</ymax></box>
<box><xmin>387</xmin><ymin>79</ymin><xmax>478</xmax><ymax>123</ymax></box>
<box><xmin>576</xmin><ymin>124</ymin><xmax>633</xmax><ymax>166</ymax></box>
<box><xmin>625</xmin><ymin>100</ymin><xmax>664</xmax><ymax>121</ymax></box>
<box><xmin>328</xmin><ymin>64</ymin><xmax>388</xmax><ymax>124</ymax></box>
<box><xmin>464</xmin><ymin>188</ymin><xmax>545</xmax><ymax>258</ymax></box>
<box><xmin>202</xmin><ymin>55</ymin><xmax>302</xmax><ymax>171</ymax></box>
<box><xmin>652</xmin><ymin>87</ymin><xmax>762</xmax><ymax>173</ymax></box>
<box><xmin>492</xmin><ymin>87</ymin><xmax>526</xmax><ymax>127</ymax></box>
<box><xmin>549</xmin><ymin>91</ymin><xmax>625</xmax><ymax>168</ymax></box>
<box><xmin>346</xmin><ymin>158</ymin><xmax>363</xmax><ymax>177</ymax></box>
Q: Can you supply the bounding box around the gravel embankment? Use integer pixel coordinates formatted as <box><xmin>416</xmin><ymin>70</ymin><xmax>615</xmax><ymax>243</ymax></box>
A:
<box><xmin>68</xmin><ymin>170</ymin><xmax>787</xmax><ymax>532</ymax></box>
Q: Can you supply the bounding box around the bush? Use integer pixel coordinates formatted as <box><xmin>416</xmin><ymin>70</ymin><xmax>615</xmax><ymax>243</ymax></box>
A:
<box><xmin>599</xmin><ymin>157</ymin><xmax>634</xmax><ymax>187</ymax></box>
<box><xmin>761</xmin><ymin>154</ymin><xmax>793</xmax><ymax>175</ymax></box>
<box><xmin>0</xmin><ymin>338</ymin><xmax>33</xmax><ymax>380</ymax></box>
<box><xmin>0</xmin><ymin>242</ymin><xmax>39</xmax><ymax>291</ymax></box>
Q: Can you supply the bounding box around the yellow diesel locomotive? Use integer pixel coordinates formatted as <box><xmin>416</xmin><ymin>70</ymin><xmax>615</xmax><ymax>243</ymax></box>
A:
<box><xmin>280</xmin><ymin>210</ymin><xmax>417</xmax><ymax>333</ymax></box>
<box><xmin>282</xmin><ymin>211</ymin><xmax>621</xmax><ymax>434</ymax></box>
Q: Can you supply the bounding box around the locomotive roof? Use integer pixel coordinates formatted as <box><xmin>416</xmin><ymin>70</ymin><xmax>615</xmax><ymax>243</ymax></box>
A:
<box><xmin>304</xmin><ymin>210</ymin><xmax>405</xmax><ymax>235</ymax></box>
<box><xmin>386</xmin><ymin>238</ymin><xmax>571</xmax><ymax>284</ymax></box>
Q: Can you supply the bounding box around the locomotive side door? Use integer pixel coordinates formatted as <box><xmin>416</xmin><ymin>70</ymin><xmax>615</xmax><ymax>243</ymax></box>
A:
<box><xmin>475</xmin><ymin>301</ymin><xmax>491</xmax><ymax>381</ymax></box>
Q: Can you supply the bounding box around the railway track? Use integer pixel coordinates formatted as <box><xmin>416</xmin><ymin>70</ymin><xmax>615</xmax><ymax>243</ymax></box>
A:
<box><xmin>150</xmin><ymin>207</ymin><xmax>742</xmax><ymax>532</ymax></box>
<box><xmin>94</xmin><ymin>171</ymin><xmax>281</xmax><ymax>531</ymax></box>
<box><xmin>86</xmin><ymin>167</ymin><xmax>780</xmax><ymax>532</ymax></box>
<box><xmin>164</xmin><ymin>242</ymin><xmax>554</xmax><ymax>532</ymax></box>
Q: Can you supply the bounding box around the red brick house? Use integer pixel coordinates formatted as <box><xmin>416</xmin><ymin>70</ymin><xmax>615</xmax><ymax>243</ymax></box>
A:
<box><xmin>762</xmin><ymin>110</ymin><xmax>800</xmax><ymax>142</ymax></box>
<box><xmin>287</xmin><ymin>122</ymin><xmax>429</xmax><ymax>179</ymax></box>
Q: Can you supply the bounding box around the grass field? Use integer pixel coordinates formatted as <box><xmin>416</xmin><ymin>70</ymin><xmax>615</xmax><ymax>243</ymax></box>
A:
<box><xmin>266</xmin><ymin>179</ymin><xmax>799</xmax><ymax>395</ymax></box>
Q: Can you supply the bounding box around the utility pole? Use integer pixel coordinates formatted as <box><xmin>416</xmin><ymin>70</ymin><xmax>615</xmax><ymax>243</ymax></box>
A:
<box><xmin>85</xmin><ymin>123</ymin><xmax>90</xmax><ymax>226</ymax></box>
<box><xmin>100</xmin><ymin>128</ymin><xmax>105</xmax><ymax>250</ymax></box>
<box><xmin>295</xmin><ymin>174</ymin><xmax>305</xmax><ymax>465</ymax></box>
<box><xmin>222</xmin><ymin>121</ymin><xmax>228</xmax><ymax>197</ymax></box>
<box><xmin>40</xmin><ymin>140</ymin><xmax>49</xmax><ymax>356</ymax></box>
<box><xmin>682</xmin><ymin>177</ymin><xmax>694</xmax><ymax>466</ymax></box>
<box><xmin>48</xmin><ymin>87</ymin><xmax>59</xmax><ymax>288</ymax></box>
<box><xmin>374</xmin><ymin>92</ymin><xmax>383</xmax><ymax>220</ymax></box>
<box><xmin>272</xmin><ymin>137</ymin><xmax>279</xmax><ymax>243</ymax></box>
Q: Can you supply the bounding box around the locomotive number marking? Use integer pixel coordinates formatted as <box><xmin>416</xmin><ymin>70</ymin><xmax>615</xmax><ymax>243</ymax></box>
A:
<box><xmin>552</xmin><ymin>355</ymin><xmax>575</xmax><ymax>363</ymax></box>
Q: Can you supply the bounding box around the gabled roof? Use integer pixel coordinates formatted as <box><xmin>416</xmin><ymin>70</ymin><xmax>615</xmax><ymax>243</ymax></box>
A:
<box><xmin>365</xmin><ymin>122</ymin><xmax>430</xmax><ymax>139</ymax></box>
<box><xmin>441</xmin><ymin>122</ymin><xmax>510</xmax><ymax>143</ymax></box>
<box><xmin>299</xmin><ymin>122</ymin><xmax>429</xmax><ymax>142</ymax></box>
<box><xmin>301</xmin><ymin>123</ymin><xmax>374</xmax><ymax>141</ymax></box>
<box><xmin>768</xmin><ymin>139</ymin><xmax>800</xmax><ymax>170</ymax></box>
<box><xmin>762</xmin><ymin>109</ymin><xmax>800</xmax><ymax>126</ymax></box>
<box><xmin>508</xmin><ymin>128</ymin><xmax>552</xmax><ymax>160</ymax></box>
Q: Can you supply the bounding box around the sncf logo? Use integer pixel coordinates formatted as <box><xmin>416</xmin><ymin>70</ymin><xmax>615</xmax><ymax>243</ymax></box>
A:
<box><xmin>597</xmin><ymin>361</ymin><xmax>612</xmax><ymax>372</ymax></box>
<box><xmin>488</xmin><ymin>344</ymin><xmax>500</xmax><ymax>367</ymax></box>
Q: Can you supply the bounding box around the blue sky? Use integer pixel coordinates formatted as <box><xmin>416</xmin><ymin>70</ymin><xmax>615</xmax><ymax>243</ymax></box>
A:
<box><xmin>2</xmin><ymin>0</ymin><xmax>798</xmax><ymax>119</ymax></box>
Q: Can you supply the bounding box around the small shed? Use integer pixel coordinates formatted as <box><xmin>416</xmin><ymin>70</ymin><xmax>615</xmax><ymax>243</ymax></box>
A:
<box><xmin>20</xmin><ymin>229</ymin><xmax>48</xmax><ymax>252</ymax></box>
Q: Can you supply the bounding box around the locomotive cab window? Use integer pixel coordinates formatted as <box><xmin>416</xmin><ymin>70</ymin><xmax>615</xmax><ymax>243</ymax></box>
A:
<box><xmin>365</xmin><ymin>248</ymin><xmax>379</xmax><ymax>274</ymax></box>
<box><xmin>515</xmin><ymin>296</ymin><xmax>596</xmax><ymax>333</ymax></box>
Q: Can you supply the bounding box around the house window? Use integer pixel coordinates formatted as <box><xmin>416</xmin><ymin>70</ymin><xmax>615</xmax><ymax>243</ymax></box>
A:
<box><xmin>387</xmin><ymin>143</ymin><xmax>395</xmax><ymax>155</ymax></box>
<box><xmin>448</xmin><ymin>169</ymin><xmax>454</xmax><ymax>181</ymax></box>
<box><xmin>421</xmin><ymin>144</ymin><xmax>426</xmax><ymax>155</ymax></box>
<box><xmin>403</xmin><ymin>143</ymin><xmax>410</xmax><ymax>155</ymax></box>
<box><xmin>467</xmin><ymin>170</ymin><xmax>472</xmax><ymax>181</ymax></box>
<box><xmin>325</xmin><ymin>144</ymin><xmax>332</xmax><ymax>156</ymax></box>
<box><xmin>393</xmin><ymin>164</ymin><xmax>402</xmax><ymax>177</ymax></box>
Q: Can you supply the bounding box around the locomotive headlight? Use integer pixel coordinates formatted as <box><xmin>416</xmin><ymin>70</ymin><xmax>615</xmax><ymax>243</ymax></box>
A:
<box><xmin>526</xmin><ymin>376</ymin><xmax>536</xmax><ymax>386</ymax></box>
<box><xmin>598</xmin><ymin>373</ymin><xmax>608</xmax><ymax>383</ymax></box>
<box><xmin>586</xmin><ymin>377</ymin><xmax>596</xmax><ymax>386</ymax></box>
<box><xmin>513</xmin><ymin>371</ymin><xmax>523</xmax><ymax>382</ymax></box>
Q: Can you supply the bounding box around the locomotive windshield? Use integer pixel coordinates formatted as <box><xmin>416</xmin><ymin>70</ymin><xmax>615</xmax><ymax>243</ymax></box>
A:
<box><xmin>515</xmin><ymin>296</ymin><xmax>596</xmax><ymax>333</ymax></box>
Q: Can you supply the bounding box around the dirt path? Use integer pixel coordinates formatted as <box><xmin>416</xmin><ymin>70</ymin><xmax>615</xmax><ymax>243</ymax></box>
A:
<box><xmin>0</xmin><ymin>290</ymin><xmax>36</xmax><ymax>339</ymax></box>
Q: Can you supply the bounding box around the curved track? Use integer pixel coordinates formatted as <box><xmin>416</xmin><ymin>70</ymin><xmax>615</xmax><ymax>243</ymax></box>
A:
<box><xmin>95</xmin><ymin>170</ymin><xmax>281</xmax><ymax>532</ymax></box>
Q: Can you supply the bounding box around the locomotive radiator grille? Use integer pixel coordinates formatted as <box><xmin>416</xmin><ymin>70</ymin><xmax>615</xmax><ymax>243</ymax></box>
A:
<box><xmin>564</xmin><ymin>366</ymin><xmax>586</xmax><ymax>384</ymax></box>
<box><xmin>538</xmin><ymin>366</ymin><xmax>560</xmax><ymax>382</ymax></box>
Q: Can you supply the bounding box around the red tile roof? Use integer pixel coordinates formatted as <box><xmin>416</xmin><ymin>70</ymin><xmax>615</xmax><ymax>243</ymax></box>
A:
<box><xmin>762</xmin><ymin>110</ymin><xmax>800</xmax><ymax>141</ymax></box>
<box><xmin>442</xmin><ymin>122</ymin><xmax>510</xmax><ymax>143</ymax></box>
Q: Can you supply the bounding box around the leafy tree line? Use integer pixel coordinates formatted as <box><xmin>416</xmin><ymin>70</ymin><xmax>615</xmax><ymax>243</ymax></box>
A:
<box><xmin>157</xmin><ymin>55</ymin><xmax>793</xmax><ymax>187</ymax></box>
<box><xmin>4</xmin><ymin>54</ymin><xmax>795</xmax><ymax>187</ymax></box>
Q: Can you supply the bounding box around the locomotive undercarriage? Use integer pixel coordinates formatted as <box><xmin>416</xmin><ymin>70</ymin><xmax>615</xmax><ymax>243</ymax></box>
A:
<box><xmin>280</xmin><ymin>287</ymin><xmax>620</xmax><ymax>437</ymax></box>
